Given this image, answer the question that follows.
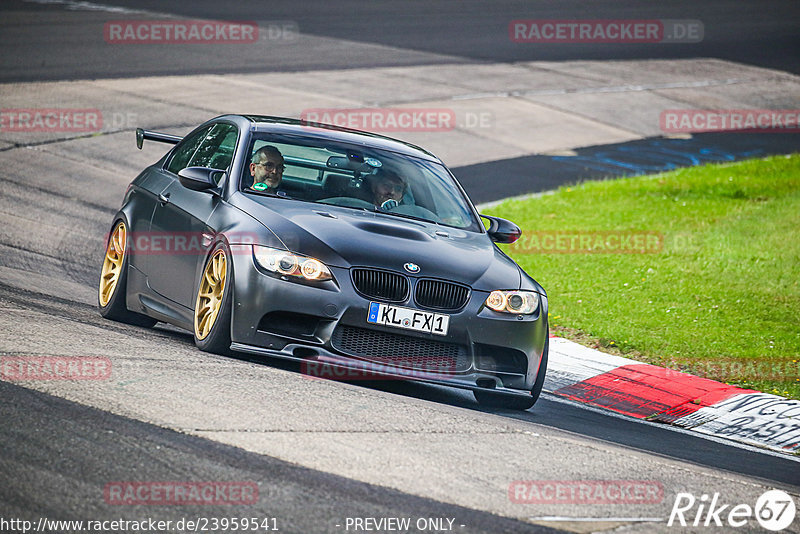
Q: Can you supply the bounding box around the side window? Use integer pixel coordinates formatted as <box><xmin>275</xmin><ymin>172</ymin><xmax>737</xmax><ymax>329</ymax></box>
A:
<box><xmin>188</xmin><ymin>123</ymin><xmax>238</xmax><ymax>177</ymax></box>
<box><xmin>166</xmin><ymin>125</ymin><xmax>212</xmax><ymax>175</ymax></box>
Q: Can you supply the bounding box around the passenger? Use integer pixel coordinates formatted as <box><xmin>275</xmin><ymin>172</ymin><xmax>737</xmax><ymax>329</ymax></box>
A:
<box><xmin>370</xmin><ymin>170</ymin><xmax>406</xmax><ymax>210</ymax></box>
<box><xmin>248</xmin><ymin>145</ymin><xmax>285</xmax><ymax>192</ymax></box>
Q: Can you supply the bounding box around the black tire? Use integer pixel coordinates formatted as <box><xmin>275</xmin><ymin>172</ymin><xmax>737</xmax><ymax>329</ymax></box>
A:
<box><xmin>193</xmin><ymin>242</ymin><xmax>233</xmax><ymax>355</ymax></box>
<box><xmin>98</xmin><ymin>220</ymin><xmax>157</xmax><ymax>328</ymax></box>
<box><xmin>474</xmin><ymin>335</ymin><xmax>549</xmax><ymax>410</ymax></box>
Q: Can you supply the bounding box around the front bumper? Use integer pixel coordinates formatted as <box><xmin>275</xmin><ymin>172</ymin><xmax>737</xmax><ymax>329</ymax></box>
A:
<box><xmin>229</xmin><ymin>251</ymin><xmax>548</xmax><ymax>394</ymax></box>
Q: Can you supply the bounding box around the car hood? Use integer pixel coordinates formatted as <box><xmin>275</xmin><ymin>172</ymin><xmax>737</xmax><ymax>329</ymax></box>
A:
<box><xmin>232</xmin><ymin>195</ymin><xmax>522</xmax><ymax>291</ymax></box>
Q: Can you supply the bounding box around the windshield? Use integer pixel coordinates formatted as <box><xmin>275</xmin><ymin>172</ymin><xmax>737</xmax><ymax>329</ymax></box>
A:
<box><xmin>241</xmin><ymin>134</ymin><xmax>482</xmax><ymax>232</ymax></box>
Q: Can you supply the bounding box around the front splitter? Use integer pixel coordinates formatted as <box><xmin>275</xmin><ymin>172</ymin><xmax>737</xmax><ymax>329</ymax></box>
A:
<box><xmin>230</xmin><ymin>341</ymin><xmax>534</xmax><ymax>399</ymax></box>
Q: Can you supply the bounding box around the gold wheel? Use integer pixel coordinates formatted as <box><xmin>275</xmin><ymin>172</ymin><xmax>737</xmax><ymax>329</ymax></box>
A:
<box><xmin>195</xmin><ymin>249</ymin><xmax>227</xmax><ymax>340</ymax></box>
<box><xmin>99</xmin><ymin>221</ymin><xmax>127</xmax><ymax>307</ymax></box>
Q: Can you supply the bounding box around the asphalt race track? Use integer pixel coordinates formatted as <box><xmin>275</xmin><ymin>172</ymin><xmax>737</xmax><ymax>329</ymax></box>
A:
<box><xmin>2</xmin><ymin>0</ymin><xmax>799</xmax><ymax>81</ymax></box>
<box><xmin>1</xmin><ymin>1</ymin><xmax>799</xmax><ymax>533</ymax></box>
<box><xmin>0</xmin><ymin>380</ymin><xmax>560</xmax><ymax>534</ymax></box>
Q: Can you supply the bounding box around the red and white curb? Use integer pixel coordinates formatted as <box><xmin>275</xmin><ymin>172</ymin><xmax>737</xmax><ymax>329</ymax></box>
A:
<box><xmin>544</xmin><ymin>336</ymin><xmax>800</xmax><ymax>454</ymax></box>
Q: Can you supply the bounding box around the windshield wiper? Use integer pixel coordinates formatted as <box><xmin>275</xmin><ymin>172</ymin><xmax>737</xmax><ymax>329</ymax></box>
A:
<box><xmin>375</xmin><ymin>208</ymin><xmax>435</xmax><ymax>225</ymax></box>
<box><xmin>244</xmin><ymin>189</ymin><xmax>294</xmax><ymax>200</ymax></box>
<box><xmin>341</xmin><ymin>205</ymin><xmax>379</xmax><ymax>213</ymax></box>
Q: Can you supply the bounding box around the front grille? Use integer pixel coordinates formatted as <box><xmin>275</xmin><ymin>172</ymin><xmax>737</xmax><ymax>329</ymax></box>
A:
<box><xmin>331</xmin><ymin>325</ymin><xmax>469</xmax><ymax>372</ymax></box>
<box><xmin>415</xmin><ymin>279</ymin><xmax>470</xmax><ymax>311</ymax></box>
<box><xmin>351</xmin><ymin>268</ymin><xmax>408</xmax><ymax>302</ymax></box>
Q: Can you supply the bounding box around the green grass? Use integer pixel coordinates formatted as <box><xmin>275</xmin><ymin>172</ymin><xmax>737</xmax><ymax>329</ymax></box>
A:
<box><xmin>485</xmin><ymin>154</ymin><xmax>800</xmax><ymax>399</ymax></box>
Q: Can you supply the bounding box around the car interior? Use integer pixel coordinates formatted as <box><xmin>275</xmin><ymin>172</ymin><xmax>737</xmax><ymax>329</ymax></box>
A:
<box><xmin>239</xmin><ymin>138</ymin><xmax>478</xmax><ymax>230</ymax></box>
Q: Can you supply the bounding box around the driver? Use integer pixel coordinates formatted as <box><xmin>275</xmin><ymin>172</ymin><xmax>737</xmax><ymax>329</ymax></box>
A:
<box><xmin>369</xmin><ymin>169</ymin><xmax>406</xmax><ymax>210</ymax></box>
<box><xmin>248</xmin><ymin>145</ymin><xmax>285</xmax><ymax>192</ymax></box>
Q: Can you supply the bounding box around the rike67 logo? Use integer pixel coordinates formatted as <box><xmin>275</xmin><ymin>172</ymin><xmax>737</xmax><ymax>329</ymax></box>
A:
<box><xmin>668</xmin><ymin>490</ymin><xmax>796</xmax><ymax>531</ymax></box>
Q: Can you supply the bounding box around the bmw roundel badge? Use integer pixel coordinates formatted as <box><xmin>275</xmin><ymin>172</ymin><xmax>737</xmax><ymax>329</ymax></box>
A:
<box><xmin>404</xmin><ymin>262</ymin><xmax>420</xmax><ymax>273</ymax></box>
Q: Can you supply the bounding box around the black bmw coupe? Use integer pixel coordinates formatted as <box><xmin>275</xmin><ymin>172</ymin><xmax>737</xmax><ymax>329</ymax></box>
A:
<box><xmin>99</xmin><ymin>115</ymin><xmax>549</xmax><ymax>409</ymax></box>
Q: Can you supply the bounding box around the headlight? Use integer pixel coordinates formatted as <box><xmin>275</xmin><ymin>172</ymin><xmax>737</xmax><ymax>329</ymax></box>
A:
<box><xmin>253</xmin><ymin>245</ymin><xmax>332</xmax><ymax>282</ymax></box>
<box><xmin>485</xmin><ymin>290</ymin><xmax>539</xmax><ymax>314</ymax></box>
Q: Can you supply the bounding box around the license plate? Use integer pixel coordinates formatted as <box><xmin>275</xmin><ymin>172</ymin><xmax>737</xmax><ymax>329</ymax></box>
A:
<box><xmin>367</xmin><ymin>302</ymin><xmax>449</xmax><ymax>336</ymax></box>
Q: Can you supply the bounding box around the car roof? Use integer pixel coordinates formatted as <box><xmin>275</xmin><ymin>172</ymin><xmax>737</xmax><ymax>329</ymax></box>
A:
<box><xmin>234</xmin><ymin>114</ymin><xmax>441</xmax><ymax>163</ymax></box>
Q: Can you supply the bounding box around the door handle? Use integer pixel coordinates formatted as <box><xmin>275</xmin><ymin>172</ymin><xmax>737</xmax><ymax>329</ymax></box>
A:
<box><xmin>158</xmin><ymin>192</ymin><xmax>171</xmax><ymax>205</ymax></box>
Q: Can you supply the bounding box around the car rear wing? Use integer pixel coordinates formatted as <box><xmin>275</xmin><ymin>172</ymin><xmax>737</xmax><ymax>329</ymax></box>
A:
<box><xmin>135</xmin><ymin>128</ymin><xmax>182</xmax><ymax>149</ymax></box>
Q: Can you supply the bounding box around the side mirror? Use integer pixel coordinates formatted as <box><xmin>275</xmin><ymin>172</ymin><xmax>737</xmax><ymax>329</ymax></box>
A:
<box><xmin>177</xmin><ymin>167</ymin><xmax>224</xmax><ymax>192</ymax></box>
<box><xmin>481</xmin><ymin>215</ymin><xmax>522</xmax><ymax>244</ymax></box>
